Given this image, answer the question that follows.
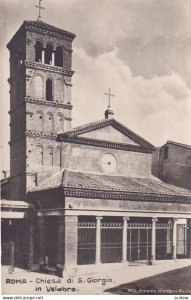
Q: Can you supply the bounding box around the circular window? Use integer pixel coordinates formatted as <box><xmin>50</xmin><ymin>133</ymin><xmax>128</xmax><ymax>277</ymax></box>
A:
<box><xmin>101</xmin><ymin>153</ymin><xmax>118</xmax><ymax>174</ymax></box>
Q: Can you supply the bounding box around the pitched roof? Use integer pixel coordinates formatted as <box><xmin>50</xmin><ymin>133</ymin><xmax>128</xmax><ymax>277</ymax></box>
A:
<box><xmin>164</xmin><ymin>140</ymin><xmax>191</xmax><ymax>150</ymax></box>
<box><xmin>29</xmin><ymin>169</ymin><xmax>191</xmax><ymax>198</ymax></box>
<box><xmin>58</xmin><ymin>118</ymin><xmax>155</xmax><ymax>149</ymax></box>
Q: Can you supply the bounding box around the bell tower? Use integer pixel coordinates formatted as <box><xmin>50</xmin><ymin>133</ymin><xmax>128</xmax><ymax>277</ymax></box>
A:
<box><xmin>7</xmin><ymin>19</ymin><xmax>75</xmax><ymax>200</ymax></box>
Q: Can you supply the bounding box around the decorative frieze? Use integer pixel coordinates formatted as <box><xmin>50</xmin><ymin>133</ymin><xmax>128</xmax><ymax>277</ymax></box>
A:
<box><xmin>24</xmin><ymin>61</ymin><xmax>74</xmax><ymax>77</ymax></box>
<box><xmin>64</xmin><ymin>188</ymin><xmax>191</xmax><ymax>204</ymax></box>
<box><xmin>58</xmin><ymin>136</ymin><xmax>154</xmax><ymax>154</ymax></box>
<box><xmin>25</xmin><ymin>130</ymin><xmax>57</xmax><ymax>141</ymax></box>
<box><xmin>25</xmin><ymin>96</ymin><xmax>73</xmax><ymax>110</ymax></box>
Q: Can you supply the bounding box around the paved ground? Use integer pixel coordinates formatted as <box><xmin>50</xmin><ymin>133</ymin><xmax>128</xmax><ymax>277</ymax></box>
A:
<box><xmin>106</xmin><ymin>265</ymin><xmax>191</xmax><ymax>295</ymax></box>
<box><xmin>1</xmin><ymin>259</ymin><xmax>191</xmax><ymax>295</ymax></box>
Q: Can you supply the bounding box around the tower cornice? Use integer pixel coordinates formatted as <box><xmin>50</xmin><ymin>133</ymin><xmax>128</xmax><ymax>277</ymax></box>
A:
<box><xmin>24</xmin><ymin>20</ymin><xmax>76</xmax><ymax>41</ymax></box>
<box><xmin>24</xmin><ymin>61</ymin><xmax>75</xmax><ymax>77</ymax></box>
<box><xmin>7</xmin><ymin>20</ymin><xmax>76</xmax><ymax>50</ymax></box>
<box><xmin>25</xmin><ymin>97</ymin><xmax>73</xmax><ymax>110</ymax></box>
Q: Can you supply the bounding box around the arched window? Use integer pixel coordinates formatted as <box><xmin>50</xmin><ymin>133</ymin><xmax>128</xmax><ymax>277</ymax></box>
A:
<box><xmin>46</xmin><ymin>79</ymin><xmax>53</xmax><ymax>101</ymax></box>
<box><xmin>55</xmin><ymin>46</ymin><xmax>63</xmax><ymax>67</ymax></box>
<box><xmin>55</xmin><ymin>113</ymin><xmax>64</xmax><ymax>132</ymax></box>
<box><xmin>54</xmin><ymin>147</ymin><xmax>61</xmax><ymax>167</ymax></box>
<box><xmin>45</xmin><ymin>44</ymin><xmax>53</xmax><ymax>65</ymax></box>
<box><xmin>45</xmin><ymin>147</ymin><xmax>53</xmax><ymax>166</ymax></box>
<box><xmin>35</xmin><ymin>42</ymin><xmax>43</xmax><ymax>63</ymax></box>
<box><xmin>34</xmin><ymin>145</ymin><xmax>43</xmax><ymax>165</ymax></box>
<box><xmin>45</xmin><ymin>112</ymin><xmax>54</xmax><ymax>132</ymax></box>
<box><xmin>34</xmin><ymin>75</ymin><xmax>43</xmax><ymax>99</ymax></box>
<box><xmin>56</xmin><ymin>79</ymin><xmax>64</xmax><ymax>102</ymax></box>
<box><xmin>35</xmin><ymin>111</ymin><xmax>43</xmax><ymax>132</ymax></box>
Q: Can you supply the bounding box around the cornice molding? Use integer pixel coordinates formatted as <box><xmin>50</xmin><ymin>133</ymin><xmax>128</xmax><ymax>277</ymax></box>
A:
<box><xmin>25</xmin><ymin>97</ymin><xmax>73</xmax><ymax>110</ymax></box>
<box><xmin>25</xmin><ymin>22</ymin><xmax>75</xmax><ymax>42</ymax></box>
<box><xmin>24</xmin><ymin>61</ymin><xmax>74</xmax><ymax>77</ymax></box>
<box><xmin>111</xmin><ymin>121</ymin><xmax>154</xmax><ymax>149</ymax></box>
<box><xmin>59</xmin><ymin>119</ymin><xmax>155</xmax><ymax>150</ymax></box>
<box><xmin>58</xmin><ymin>135</ymin><xmax>154</xmax><ymax>154</ymax></box>
<box><xmin>25</xmin><ymin>130</ymin><xmax>57</xmax><ymax>141</ymax></box>
<box><xmin>63</xmin><ymin>188</ymin><xmax>191</xmax><ymax>204</ymax></box>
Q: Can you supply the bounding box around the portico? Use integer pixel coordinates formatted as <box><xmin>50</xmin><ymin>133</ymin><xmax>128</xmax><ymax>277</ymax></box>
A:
<box><xmin>28</xmin><ymin>169</ymin><xmax>191</xmax><ymax>276</ymax></box>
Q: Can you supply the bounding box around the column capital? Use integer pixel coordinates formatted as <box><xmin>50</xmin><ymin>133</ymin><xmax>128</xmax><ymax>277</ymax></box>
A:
<box><xmin>173</xmin><ymin>218</ymin><xmax>179</xmax><ymax>223</ymax></box>
<box><xmin>65</xmin><ymin>215</ymin><xmax>78</xmax><ymax>223</ymax></box>
<box><xmin>123</xmin><ymin>217</ymin><xmax>130</xmax><ymax>221</ymax></box>
<box><xmin>152</xmin><ymin>218</ymin><xmax>158</xmax><ymax>223</ymax></box>
<box><xmin>96</xmin><ymin>216</ymin><xmax>103</xmax><ymax>220</ymax></box>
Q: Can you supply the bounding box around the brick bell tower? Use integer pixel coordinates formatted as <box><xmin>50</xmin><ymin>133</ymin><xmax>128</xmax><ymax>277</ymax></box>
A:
<box><xmin>7</xmin><ymin>18</ymin><xmax>75</xmax><ymax>200</ymax></box>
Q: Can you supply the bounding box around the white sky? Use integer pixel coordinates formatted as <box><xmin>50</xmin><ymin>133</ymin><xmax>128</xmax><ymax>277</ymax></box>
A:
<box><xmin>0</xmin><ymin>0</ymin><xmax>191</xmax><ymax>174</ymax></box>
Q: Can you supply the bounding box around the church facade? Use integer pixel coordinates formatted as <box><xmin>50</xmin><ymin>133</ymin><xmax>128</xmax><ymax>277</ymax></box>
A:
<box><xmin>1</xmin><ymin>19</ymin><xmax>191</xmax><ymax>276</ymax></box>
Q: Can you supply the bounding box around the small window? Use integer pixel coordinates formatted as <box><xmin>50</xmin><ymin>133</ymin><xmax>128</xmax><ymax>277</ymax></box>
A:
<box><xmin>55</xmin><ymin>46</ymin><xmax>63</xmax><ymax>67</ymax></box>
<box><xmin>164</xmin><ymin>147</ymin><xmax>169</xmax><ymax>159</ymax></box>
<box><xmin>46</xmin><ymin>79</ymin><xmax>53</xmax><ymax>101</ymax></box>
<box><xmin>45</xmin><ymin>44</ymin><xmax>53</xmax><ymax>65</ymax></box>
<box><xmin>35</xmin><ymin>42</ymin><xmax>43</xmax><ymax>62</ymax></box>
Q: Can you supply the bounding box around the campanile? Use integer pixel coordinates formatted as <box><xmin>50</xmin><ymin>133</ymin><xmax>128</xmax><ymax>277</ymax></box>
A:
<box><xmin>7</xmin><ymin>19</ymin><xmax>75</xmax><ymax>200</ymax></box>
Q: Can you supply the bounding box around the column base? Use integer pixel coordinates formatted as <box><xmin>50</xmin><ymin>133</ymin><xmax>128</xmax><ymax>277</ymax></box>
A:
<box><xmin>121</xmin><ymin>260</ymin><xmax>128</xmax><ymax>264</ymax></box>
<box><xmin>148</xmin><ymin>259</ymin><xmax>156</xmax><ymax>265</ymax></box>
<box><xmin>173</xmin><ymin>257</ymin><xmax>177</xmax><ymax>261</ymax></box>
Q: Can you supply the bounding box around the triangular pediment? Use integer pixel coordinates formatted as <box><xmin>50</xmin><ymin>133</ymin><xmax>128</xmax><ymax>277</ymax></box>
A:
<box><xmin>58</xmin><ymin>119</ymin><xmax>155</xmax><ymax>149</ymax></box>
<box><xmin>79</xmin><ymin>125</ymin><xmax>139</xmax><ymax>145</ymax></box>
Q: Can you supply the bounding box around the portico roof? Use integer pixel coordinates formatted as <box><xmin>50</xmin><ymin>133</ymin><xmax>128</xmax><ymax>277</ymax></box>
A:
<box><xmin>29</xmin><ymin>170</ymin><xmax>191</xmax><ymax>202</ymax></box>
<box><xmin>1</xmin><ymin>199</ymin><xmax>31</xmax><ymax>219</ymax></box>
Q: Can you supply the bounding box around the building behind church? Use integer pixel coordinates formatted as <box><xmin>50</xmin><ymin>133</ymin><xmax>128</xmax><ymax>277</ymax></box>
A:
<box><xmin>152</xmin><ymin>141</ymin><xmax>191</xmax><ymax>190</ymax></box>
<box><xmin>1</xmin><ymin>16</ymin><xmax>191</xmax><ymax>277</ymax></box>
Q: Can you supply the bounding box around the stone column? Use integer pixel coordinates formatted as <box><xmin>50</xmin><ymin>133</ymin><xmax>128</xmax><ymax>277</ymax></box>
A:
<box><xmin>96</xmin><ymin>216</ymin><xmax>102</xmax><ymax>264</ymax></box>
<box><xmin>187</xmin><ymin>219</ymin><xmax>191</xmax><ymax>258</ymax></box>
<box><xmin>52</xmin><ymin>52</ymin><xmax>55</xmax><ymax>66</ymax></box>
<box><xmin>64</xmin><ymin>215</ymin><xmax>78</xmax><ymax>272</ymax></box>
<box><xmin>173</xmin><ymin>218</ymin><xmax>178</xmax><ymax>260</ymax></box>
<box><xmin>42</xmin><ymin>50</ymin><xmax>45</xmax><ymax>64</ymax></box>
<box><xmin>122</xmin><ymin>217</ymin><xmax>129</xmax><ymax>263</ymax></box>
<box><xmin>151</xmin><ymin>218</ymin><xmax>158</xmax><ymax>262</ymax></box>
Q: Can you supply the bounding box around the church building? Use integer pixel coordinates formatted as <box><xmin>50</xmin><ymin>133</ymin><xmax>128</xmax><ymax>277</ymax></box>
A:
<box><xmin>1</xmin><ymin>11</ymin><xmax>191</xmax><ymax>277</ymax></box>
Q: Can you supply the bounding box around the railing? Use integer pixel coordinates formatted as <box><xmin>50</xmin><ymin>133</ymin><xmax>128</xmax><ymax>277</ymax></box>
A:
<box><xmin>77</xmin><ymin>223</ymin><xmax>96</xmax><ymax>265</ymax></box>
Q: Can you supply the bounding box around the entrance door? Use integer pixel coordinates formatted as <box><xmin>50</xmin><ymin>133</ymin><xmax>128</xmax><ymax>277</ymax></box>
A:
<box><xmin>127</xmin><ymin>224</ymin><xmax>151</xmax><ymax>265</ymax></box>
<box><xmin>156</xmin><ymin>223</ymin><xmax>173</xmax><ymax>260</ymax></box>
<box><xmin>44</xmin><ymin>216</ymin><xmax>58</xmax><ymax>266</ymax></box>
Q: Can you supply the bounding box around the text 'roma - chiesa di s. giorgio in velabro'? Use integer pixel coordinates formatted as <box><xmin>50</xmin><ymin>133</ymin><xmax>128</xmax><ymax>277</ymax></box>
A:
<box><xmin>1</xmin><ymin>0</ymin><xmax>191</xmax><ymax>278</ymax></box>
